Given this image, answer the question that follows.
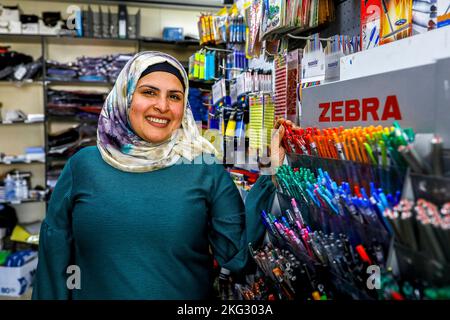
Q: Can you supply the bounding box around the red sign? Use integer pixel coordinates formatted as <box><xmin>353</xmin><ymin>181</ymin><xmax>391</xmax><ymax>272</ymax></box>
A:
<box><xmin>319</xmin><ymin>95</ymin><xmax>402</xmax><ymax>122</ymax></box>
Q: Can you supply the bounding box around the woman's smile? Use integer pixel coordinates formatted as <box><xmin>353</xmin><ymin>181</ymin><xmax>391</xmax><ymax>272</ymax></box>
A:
<box><xmin>145</xmin><ymin>115</ymin><xmax>171</xmax><ymax>128</ymax></box>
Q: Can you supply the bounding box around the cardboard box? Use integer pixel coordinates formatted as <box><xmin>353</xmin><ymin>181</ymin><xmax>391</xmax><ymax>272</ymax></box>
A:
<box><xmin>0</xmin><ymin>256</ymin><xmax>38</xmax><ymax>297</ymax></box>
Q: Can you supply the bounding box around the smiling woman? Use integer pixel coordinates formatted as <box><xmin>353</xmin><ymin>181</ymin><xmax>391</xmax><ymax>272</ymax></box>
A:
<box><xmin>31</xmin><ymin>51</ymin><xmax>281</xmax><ymax>300</ymax></box>
<box><xmin>129</xmin><ymin>68</ymin><xmax>185</xmax><ymax>144</ymax></box>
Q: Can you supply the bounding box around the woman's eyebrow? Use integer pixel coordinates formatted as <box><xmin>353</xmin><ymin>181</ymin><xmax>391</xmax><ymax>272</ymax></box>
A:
<box><xmin>168</xmin><ymin>90</ymin><xmax>184</xmax><ymax>95</ymax></box>
<box><xmin>138</xmin><ymin>85</ymin><xmax>183</xmax><ymax>95</ymax></box>
<box><xmin>138</xmin><ymin>85</ymin><xmax>160</xmax><ymax>91</ymax></box>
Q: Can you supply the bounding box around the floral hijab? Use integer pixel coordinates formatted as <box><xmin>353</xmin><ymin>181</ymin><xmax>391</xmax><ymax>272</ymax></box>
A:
<box><xmin>97</xmin><ymin>51</ymin><xmax>218</xmax><ymax>172</ymax></box>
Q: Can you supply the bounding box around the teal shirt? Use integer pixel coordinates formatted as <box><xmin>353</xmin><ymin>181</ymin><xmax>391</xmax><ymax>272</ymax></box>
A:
<box><xmin>32</xmin><ymin>146</ymin><xmax>275</xmax><ymax>300</ymax></box>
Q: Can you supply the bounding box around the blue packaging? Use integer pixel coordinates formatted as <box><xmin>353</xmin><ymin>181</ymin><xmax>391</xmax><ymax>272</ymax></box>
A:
<box><xmin>163</xmin><ymin>27</ymin><xmax>184</xmax><ymax>41</ymax></box>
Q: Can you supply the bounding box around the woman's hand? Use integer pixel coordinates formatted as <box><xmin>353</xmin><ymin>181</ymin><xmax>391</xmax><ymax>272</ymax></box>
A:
<box><xmin>270</xmin><ymin>118</ymin><xmax>298</xmax><ymax>185</ymax></box>
<box><xmin>271</xmin><ymin>118</ymin><xmax>295</xmax><ymax>169</ymax></box>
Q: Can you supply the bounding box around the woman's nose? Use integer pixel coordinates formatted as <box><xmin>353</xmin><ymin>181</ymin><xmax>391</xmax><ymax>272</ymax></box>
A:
<box><xmin>153</xmin><ymin>95</ymin><xmax>170</xmax><ymax>113</ymax></box>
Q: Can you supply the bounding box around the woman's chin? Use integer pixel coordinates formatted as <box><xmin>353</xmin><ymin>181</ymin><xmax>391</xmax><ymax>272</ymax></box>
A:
<box><xmin>143</xmin><ymin>132</ymin><xmax>171</xmax><ymax>144</ymax></box>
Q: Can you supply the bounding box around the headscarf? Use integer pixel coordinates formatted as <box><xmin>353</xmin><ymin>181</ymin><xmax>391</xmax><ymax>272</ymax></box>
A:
<box><xmin>97</xmin><ymin>51</ymin><xmax>218</xmax><ymax>172</ymax></box>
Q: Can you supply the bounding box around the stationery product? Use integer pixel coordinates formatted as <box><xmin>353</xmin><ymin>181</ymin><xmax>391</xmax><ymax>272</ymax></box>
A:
<box><xmin>281</xmin><ymin>122</ymin><xmax>414</xmax><ymax>169</ymax></box>
<box><xmin>380</xmin><ymin>0</ymin><xmax>413</xmax><ymax>44</ymax></box>
<box><xmin>412</xmin><ymin>0</ymin><xmax>438</xmax><ymax>34</ymax></box>
<box><xmin>301</xmin><ymin>34</ymin><xmax>325</xmax><ymax>86</ymax></box>
<box><xmin>261</xmin><ymin>0</ymin><xmax>286</xmax><ymax>36</ymax></box>
<box><xmin>361</xmin><ymin>0</ymin><xmax>382</xmax><ymax>50</ymax></box>
<box><xmin>273</xmin><ymin>52</ymin><xmax>288</xmax><ymax>119</ymax></box>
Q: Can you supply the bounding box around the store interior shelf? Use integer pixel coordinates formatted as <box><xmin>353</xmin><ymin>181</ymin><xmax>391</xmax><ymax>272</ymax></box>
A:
<box><xmin>44</xmin><ymin>35</ymin><xmax>138</xmax><ymax>46</ymax></box>
<box><xmin>140</xmin><ymin>37</ymin><xmax>200</xmax><ymax>47</ymax></box>
<box><xmin>45</xmin><ymin>80</ymin><xmax>114</xmax><ymax>86</ymax></box>
<box><xmin>46</xmin><ymin>115</ymin><xmax>99</xmax><ymax>123</ymax></box>
<box><xmin>0</xmin><ymin>120</ymin><xmax>44</xmax><ymax>125</ymax></box>
<box><xmin>0</xmin><ymin>198</ymin><xmax>46</xmax><ymax>205</ymax></box>
<box><xmin>0</xmin><ymin>33</ymin><xmax>200</xmax><ymax>48</ymax></box>
<box><xmin>0</xmin><ymin>80</ymin><xmax>43</xmax><ymax>86</ymax></box>
<box><xmin>0</xmin><ymin>33</ymin><xmax>43</xmax><ymax>43</ymax></box>
<box><xmin>0</xmin><ymin>160</ymin><xmax>45</xmax><ymax>165</ymax></box>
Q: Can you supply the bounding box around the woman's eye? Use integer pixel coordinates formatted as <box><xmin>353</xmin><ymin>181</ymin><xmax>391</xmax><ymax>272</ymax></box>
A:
<box><xmin>170</xmin><ymin>95</ymin><xmax>181</xmax><ymax>101</ymax></box>
<box><xmin>144</xmin><ymin>90</ymin><xmax>157</xmax><ymax>96</ymax></box>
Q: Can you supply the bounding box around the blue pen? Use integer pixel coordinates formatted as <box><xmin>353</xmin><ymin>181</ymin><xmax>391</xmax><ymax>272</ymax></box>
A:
<box><xmin>316</xmin><ymin>188</ymin><xmax>339</xmax><ymax>214</ymax></box>
<box><xmin>366</xmin><ymin>26</ymin><xmax>376</xmax><ymax>50</ymax></box>
<box><xmin>281</xmin><ymin>216</ymin><xmax>291</xmax><ymax>229</ymax></box>
<box><xmin>342</xmin><ymin>182</ymin><xmax>351</xmax><ymax>195</ymax></box>
<box><xmin>371</xmin><ymin>198</ymin><xmax>394</xmax><ymax>234</ymax></box>
<box><xmin>360</xmin><ymin>187</ymin><xmax>369</xmax><ymax>201</ymax></box>
<box><xmin>378</xmin><ymin>191</ymin><xmax>390</xmax><ymax>209</ymax></box>
<box><xmin>370</xmin><ymin>182</ymin><xmax>377</xmax><ymax>197</ymax></box>
<box><xmin>306</xmin><ymin>188</ymin><xmax>321</xmax><ymax>207</ymax></box>
<box><xmin>386</xmin><ymin>193</ymin><xmax>395</xmax><ymax>207</ymax></box>
<box><xmin>261</xmin><ymin>211</ymin><xmax>278</xmax><ymax>236</ymax></box>
<box><xmin>322</xmin><ymin>186</ymin><xmax>334</xmax><ymax>201</ymax></box>
<box><xmin>395</xmin><ymin>190</ymin><xmax>401</xmax><ymax>205</ymax></box>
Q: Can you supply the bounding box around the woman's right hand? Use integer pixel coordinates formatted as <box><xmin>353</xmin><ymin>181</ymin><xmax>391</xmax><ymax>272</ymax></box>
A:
<box><xmin>271</xmin><ymin>118</ymin><xmax>297</xmax><ymax>169</ymax></box>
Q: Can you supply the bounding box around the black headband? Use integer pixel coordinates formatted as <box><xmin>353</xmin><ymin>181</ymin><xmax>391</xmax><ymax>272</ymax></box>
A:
<box><xmin>139</xmin><ymin>61</ymin><xmax>186</xmax><ymax>91</ymax></box>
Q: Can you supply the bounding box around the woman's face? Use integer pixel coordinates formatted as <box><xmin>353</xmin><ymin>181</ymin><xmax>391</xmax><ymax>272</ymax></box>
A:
<box><xmin>129</xmin><ymin>71</ymin><xmax>185</xmax><ymax>144</ymax></box>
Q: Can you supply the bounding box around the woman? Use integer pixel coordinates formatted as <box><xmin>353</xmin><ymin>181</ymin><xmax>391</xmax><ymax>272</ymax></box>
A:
<box><xmin>32</xmin><ymin>51</ymin><xmax>290</xmax><ymax>300</ymax></box>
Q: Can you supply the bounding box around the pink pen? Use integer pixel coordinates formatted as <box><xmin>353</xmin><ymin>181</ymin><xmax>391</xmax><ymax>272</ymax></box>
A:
<box><xmin>291</xmin><ymin>198</ymin><xmax>305</xmax><ymax>227</ymax></box>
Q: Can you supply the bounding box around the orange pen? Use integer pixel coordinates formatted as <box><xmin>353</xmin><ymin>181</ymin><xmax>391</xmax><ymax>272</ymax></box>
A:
<box><xmin>341</xmin><ymin>134</ymin><xmax>350</xmax><ymax>161</ymax></box>
<box><xmin>346</xmin><ymin>135</ymin><xmax>356</xmax><ymax>161</ymax></box>
<box><xmin>360</xmin><ymin>137</ymin><xmax>370</xmax><ymax>164</ymax></box>
<box><xmin>352</xmin><ymin>138</ymin><xmax>363</xmax><ymax>162</ymax></box>
<box><xmin>321</xmin><ymin>135</ymin><xmax>331</xmax><ymax>158</ymax></box>
<box><xmin>315</xmin><ymin>136</ymin><xmax>324</xmax><ymax>157</ymax></box>
<box><xmin>329</xmin><ymin>139</ymin><xmax>338</xmax><ymax>159</ymax></box>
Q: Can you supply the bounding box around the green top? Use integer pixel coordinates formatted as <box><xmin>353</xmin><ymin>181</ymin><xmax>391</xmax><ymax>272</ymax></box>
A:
<box><xmin>32</xmin><ymin>146</ymin><xmax>275</xmax><ymax>300</ymax></box>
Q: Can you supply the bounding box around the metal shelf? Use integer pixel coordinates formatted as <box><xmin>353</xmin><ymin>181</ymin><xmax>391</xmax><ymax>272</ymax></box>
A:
<box><xmin>44</xmin><ymin>35</ymin><xmax>138</xmax><ymax>47</ymax></box>
<box><xmin>0</xmin><ymin>198</ymin><xmax>46</xmax><ymax>205</ymax></box>
<box><xmin>0</xmin><ymin>80</ymin><xmax>43</xmax><ymax>86</ymax></box>
<box><xmin>0</xmin><ymin>160</ymin><xmax>45</xmax><ymax>165</ymax></box>
<box><xmin>140</xmin><ymin>37</ymin><xmax>200</xmax><ymax>47</ymax></box>
<box><xmin>0</xmin><ymin>34</ymin><xmax>42</xmax><ymax>43</ymax></box>
<box><xmin>46</xmin><ymin>80</ymin><xmax>114</xmax><ymax>86</ymax></box>
<box><xmin>0</xmin><ymin>120</ymin><xmax>44</xmax><ymax>125</ymax></box>
<box><xmin>47</xmin><ymin>115</ymin><xmax>99</xmax><ymax>123</ymax></box>
<box><xmin>0</xmin><ymin>33</ymin><xmax>200</xmax><ymax>48</ymax></box>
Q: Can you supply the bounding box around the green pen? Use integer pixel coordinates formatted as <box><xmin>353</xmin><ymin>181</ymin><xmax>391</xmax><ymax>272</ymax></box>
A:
<box><xmin>380</xmin><ymin>140</ymin><xmax>387</xmax><ymax>167</ymax></box>
<box><xmin>364</xmin><ymin>142</ymin><xmax>377</xmax><ymax>165</ymax></box>
<box><xmin>393</xmin><ymin>121</ymin><xmax>408</xmax><ymax>146</ymax></box>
